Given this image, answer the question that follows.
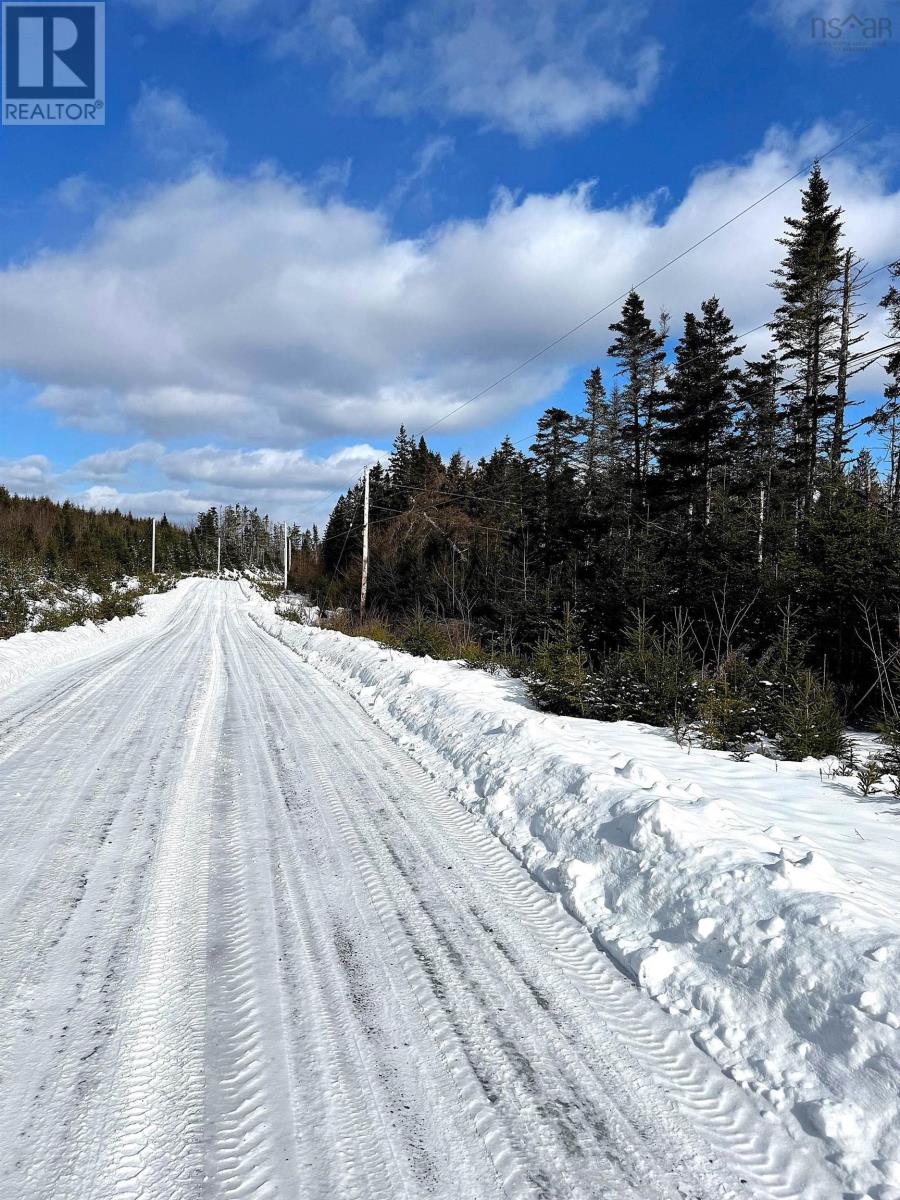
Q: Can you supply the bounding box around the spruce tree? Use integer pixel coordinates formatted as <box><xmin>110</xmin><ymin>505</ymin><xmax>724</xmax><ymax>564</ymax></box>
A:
<box><xmin>607</xmin><ymin>292</ymin><xmax>666</xmax><ymax>493</ymax></box>
<box><xmin>656</xmin><ymin>297</ymin><xmax>744</xmax><ymax>528</ymax></box>
<box><xmin>771</xmin><ymin>163</ymin><xmax>844</xmax><ymax>513</ymax></box>
<box><xmin>530</xmin><ymin>407</ymin><xmax>583</xmax><ymax>572</ymax></box>
<box><xmin>580</xmin><ymin>367</ymin><xmax>606</xmax><ymax>500</ymax></box>
<box><xmin>579</xmin><ymin>368</ymin><xmax>626</xmax><ymax>512</ymax></box>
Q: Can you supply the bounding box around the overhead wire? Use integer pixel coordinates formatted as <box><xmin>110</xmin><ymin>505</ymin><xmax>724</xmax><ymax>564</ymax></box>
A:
<box><xmin>303</xmin><ymin>125</ymin><xmax>877</xmax><ymax>528</ymax></box>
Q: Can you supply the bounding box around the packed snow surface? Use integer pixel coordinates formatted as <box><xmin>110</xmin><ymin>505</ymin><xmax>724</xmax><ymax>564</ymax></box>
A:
<box><xmin>249</xmin><ymin>591</ymin><xmax>900</xmax><ymax>1200</ymax></box>
<box><xmin>0</xmin><ymin>579</ymin><xmax>844</xmax><ymax>1199</ymax></box>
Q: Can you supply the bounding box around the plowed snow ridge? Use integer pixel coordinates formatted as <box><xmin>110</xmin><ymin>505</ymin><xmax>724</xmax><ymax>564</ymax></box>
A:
<box><xmin>0</xmin><ymin>579</ymin><xmax>847</xmax><ymax>1199</ymax></box>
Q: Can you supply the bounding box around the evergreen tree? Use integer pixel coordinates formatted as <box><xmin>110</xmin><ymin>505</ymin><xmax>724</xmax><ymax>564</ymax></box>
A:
<box><xmin>771</xmin><ymin>163</ymin><xmax>844</xmax><ymax>512</ymax></box>
<box><xmin>579</xmin><ymin>368</ymin><xmax>623</xmax><ymax>512</ymax></box>
<box><xmin>530</xmin><ymin>407</ymin><xmax>583</xmax><ymax>568</ymax></box>
<box><xmin>656</xmin><ymin>297</ymin><xmax>744</xmax><ymax>528</ymax></box>
<box><xmin>580</xmin><ymin>367</ymin><xmax>606</xmax><ymax>499</ymax></box>
<box><xmin>607</xmin><ymin>292</ymin><xmax>666</xmax><ymax>492</ymax></box>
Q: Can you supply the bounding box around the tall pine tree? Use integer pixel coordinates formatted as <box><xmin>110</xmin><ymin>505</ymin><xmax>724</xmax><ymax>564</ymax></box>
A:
<box><xmin>607</xmin><ymin>293</ymin><xmax>666</xmax><ymax>494</ymax></box>
<box><xmin>771</xmin><ymin>163</ymin><xmax>844</xmax><ymax>513</ymax></box>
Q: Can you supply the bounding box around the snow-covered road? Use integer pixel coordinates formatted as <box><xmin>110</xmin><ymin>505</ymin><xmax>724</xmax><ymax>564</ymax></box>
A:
<box><xmin>0</xmin><ymin>580</ymin><xmax>840</xmax><ymax>1199</ymax></box>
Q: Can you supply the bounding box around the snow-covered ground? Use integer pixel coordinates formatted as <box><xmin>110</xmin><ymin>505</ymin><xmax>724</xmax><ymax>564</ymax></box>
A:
<box><xmin>0</xmin><ymin>578</ymin><xmax>842</xmax><ymax>1200</ymax></box>
<box><xmin>0</xmin><ymin>576</ymin><xmax>197</xmax><ymax>692</ymax></box>
<box><xmin>249</xmin><ymin>590</ymin><xmax>900</xmax><ymax>1200</ymax></box>
<box><xmin>0</xmin><ymin>570</ymin><xmax>149</xmax><ymax>636</ymax></box>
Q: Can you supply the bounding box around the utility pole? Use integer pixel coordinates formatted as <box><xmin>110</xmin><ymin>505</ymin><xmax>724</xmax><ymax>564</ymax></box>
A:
<box><xmin>283</xmin><ymin>523</ymin><xmax>289</xmax><ymax>592</ymax></box>
<box><xmin>151</xmin><ymin>517</ymin><xmax>156</xmax><ymax>575</ymax></box>
<box><xmin>360</xmin><ymin>466</ymin><xmax>370</xmax><ymax>618</ymax></box>
<box><xmin>217</xmin><ymin>535</ymin><xmax>221</xmax><ymax>578</ymax></box>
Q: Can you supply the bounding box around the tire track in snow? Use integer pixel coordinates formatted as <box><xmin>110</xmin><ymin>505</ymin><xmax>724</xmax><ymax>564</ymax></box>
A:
<box><xmin>239</xmin><ymin>617</ymin><xmax>707</xmax><ymax>1199</ymax></box>
<box><xmin>0</xmin><ymin>581</ymin><xmax>843</xmax><ymax>1199</ymax></box>
<box><xmin>0</xmin><ymin>583</ymin><xmax>216</xmax><ymax>1200</ymax></box>
<box><xmin>219</xmin><ymin>605</ymin><xmax>437</xmax><ymax>1200</ymax></box>
<box><xmin>202</xmin><ymin>613</ymin><xmax>302</xmax><ymax>1200</ymax></box>
<box><xmin>93</xmin><ymin>590</ymin><xmax>225</xmax><ymax>1199</ymax></box>
<box><xmin>247</xmin><ymin>600</ymin><xmax>840</xmax><ymax>1200</ymax></box>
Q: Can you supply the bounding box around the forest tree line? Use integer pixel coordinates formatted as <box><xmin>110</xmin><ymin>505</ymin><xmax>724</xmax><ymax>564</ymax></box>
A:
<box><xmin>0</xmin><ymin>490</ymin><xmax>294</xmax><ymax>585</ymax></box>
<box><xmin>293</xmin><ymin>166</ymin><xmax>900</xmax><ymax>758</ymax></box>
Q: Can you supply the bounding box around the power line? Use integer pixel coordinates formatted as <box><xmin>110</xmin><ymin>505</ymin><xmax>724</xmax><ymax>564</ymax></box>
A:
<box><xmin>415</xmin><ymin>123</ymin><xmax>873</xmax><ymax>440</ymax></box>
<box><xmin>385</xmin><ymin>484</ymin><xmax>523</xmax><ymax>507</ymax></box>
<box><xmin>320</xmin><ymin>491</ymin><xmax>363</xmax><ymax>608</ymax></box>
<box><xmin>308</xmin><ymin>324</ymin><xmax>900</xmax><ymax>543</ymax></box>
<box><xmin>303</xmin><ymin>127</ymin><xmax>875</xmax><ymax>526</ymax></box>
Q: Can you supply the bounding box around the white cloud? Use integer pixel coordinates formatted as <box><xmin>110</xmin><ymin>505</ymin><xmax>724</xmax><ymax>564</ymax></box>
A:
<box><xmin>2</xmin><ymin>443</ymin><xmax>388</xmax><ymax>525</ymax></box>
<box><xmin>308</xmin><ymin>0</ymin><xmax>662</xmax><ymax>141</ymax></box>
<box><xmin>387</xmin><ymin>136</ymin><xmax>455</xmax><ymax>210</ymax></box>
<box><xmin>161</xmin><ymin>443</ymin><xmax>385</xmax><ymax>491</ymax></box>
<box><xmin>54</xmin><ymin>174</ymin><xmax>98</xmax><ymax>212</ymax></box>
<box><xmin>125</xmin><ymin>0</ymin><xmax>660</xmax><ymax>142</ymax></box>
<box><xmin>77</xmin><ymin>484</ymin><xmax>213</xmax><ymax>519</ymax></box>
<box><xmin>0</xmin><ymin>455</ymin><xmax>54</xmax><ymax>493</ymax></box>
<box><xmin>130</xmin><ymin>85</ymin><xmax>227</xmax><ymax>169</ymax></box>
<box><xmin>1</xmin><ymin>126</ymin><xmax>898</xmax><ymax>452</ymax></box>
<box><xmin>72</xmin><ymin>441</ymin><xmax>165</xmax><ymax>479</ymax></box>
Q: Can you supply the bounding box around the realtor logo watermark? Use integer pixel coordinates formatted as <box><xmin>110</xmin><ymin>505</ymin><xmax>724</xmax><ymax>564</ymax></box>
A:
<box><xmin>2</xmin><ymin>2</ymin><xmax>105</xmax><ymax>125</ymax></box>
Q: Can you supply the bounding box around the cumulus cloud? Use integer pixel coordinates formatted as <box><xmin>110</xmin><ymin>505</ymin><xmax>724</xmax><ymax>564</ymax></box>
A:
<box><xmin>1</xmin><ymin>126</ymin><xmax>898</xmax><ymax>451</ymax></box>
<box><xmin>72</xmin><ymin>441</ymin><xmax>166</xmax><ymax>480</ymax></box>
<box><xmin>0</xmin><ymin>455</ymin><xmax>55</xmax><ymax>494</ymax></box>
<box><xmin>161</xmin><ymin>443</ymin><xmax>385</xmax><ymax>491</ymax></box>
<box><xmin>2</xmin><ymin>443</ymin><xmax>389</xmax><ymax>525</ymax></box>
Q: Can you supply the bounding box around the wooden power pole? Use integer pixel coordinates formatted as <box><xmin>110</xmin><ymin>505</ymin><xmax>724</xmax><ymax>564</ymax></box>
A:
<box><xmin>151</xmin><ymin>517</ymin><xmax>156</xmax><ymax>574</ymax></box>
<box><xmin>283</xmin><ymin>523</ymin><xmax>289</xmax><ymax>592</ymax></box>
<box><xmin>360</xmin><ymin>467</ymin><xmax>370</xmax><ymax>618</ymax></box>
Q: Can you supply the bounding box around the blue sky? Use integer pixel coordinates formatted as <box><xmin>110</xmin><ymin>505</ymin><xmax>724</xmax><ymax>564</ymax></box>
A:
<box><xmin>1</xmin><ymin>0</ymin><xmax>899</xmax><ymax>525</ymax></box>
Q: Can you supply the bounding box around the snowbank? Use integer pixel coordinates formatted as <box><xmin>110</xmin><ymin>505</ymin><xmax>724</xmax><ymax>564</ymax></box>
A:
<box><xmin>249</xmin><ymin>594</ymin><xmax>900</xmax><ymax>1199</ymax></box>
<box><xmin>0</xmin><ymin>578</ymin><xmax>199</xmax><ymax>694</ymax></box>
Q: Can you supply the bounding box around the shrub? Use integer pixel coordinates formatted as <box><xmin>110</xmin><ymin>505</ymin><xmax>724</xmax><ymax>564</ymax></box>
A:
<box><xmin>696</xmin><ymin>654</ymin><xmax>768</xmax><ymax>751</ymax></box>
<box><xmin>93</xmin><ymin>590</ymin><xmax>140</xmax><ymax>622</ymax></box>
<box><xmin>0</xmin><ymin>586</ymin><xmax>28</xmax><ymax>638</ymax></box>
<box><xmin>355</xmin><ymin>618</ymin><xmax>399</xmax><ymax>647</ymax></box>
<box><xmin>463</xmin><ymin>647</ymin><xmax>525</xmax><ymax>676</ymax></box>
<box><xmin>33</xmin><ymin>598</ymin><xmax>92</xmax><ymax>631</ymax></box>
<box><xmin>591</xmin><ymin>612</ymin><xmax>697</xmax><ymax>726</ymax></box>
<box><xmin>397</xmin><ymin>607</ymin><xmax>455</xmax><ymax>659</ymax></box>
<box><xmin>776</xmin><ymin>670</ymin><xmax>848</xmax><ymax>760</ymax></box>
<box><xmin>322</xmin><ymin>609</ymin><xmax>352</xmax><ymax>634</ymax></box>
<box><xmin>255</xmin><ymin>580</ymin><xmax>284</xmax><ymax>602</ymax></box>
<box><xmin>856</xmin><ymin>755</ymin><xmax>885</xmax><ymax>796</ymax></box>
<box><xmin>876</xmin><ymin>717</ymin><xmax>900</xmax><ymax>775</ymax></box>
<box><xmin>525</xmin><ymin>612</ymin><xmax>597</xmax><ymax>717</ymax></box>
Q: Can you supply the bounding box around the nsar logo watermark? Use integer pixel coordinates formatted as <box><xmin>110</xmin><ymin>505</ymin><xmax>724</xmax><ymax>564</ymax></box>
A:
<box><xmin>810</xmin><ymin>11</ymin><xmax>894</xmax><ymax>50</ymax></box>
<box><xmin>2</xmin><ymin>2</ymin><xmax>105</xmax><ymax>126</ymax></box>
